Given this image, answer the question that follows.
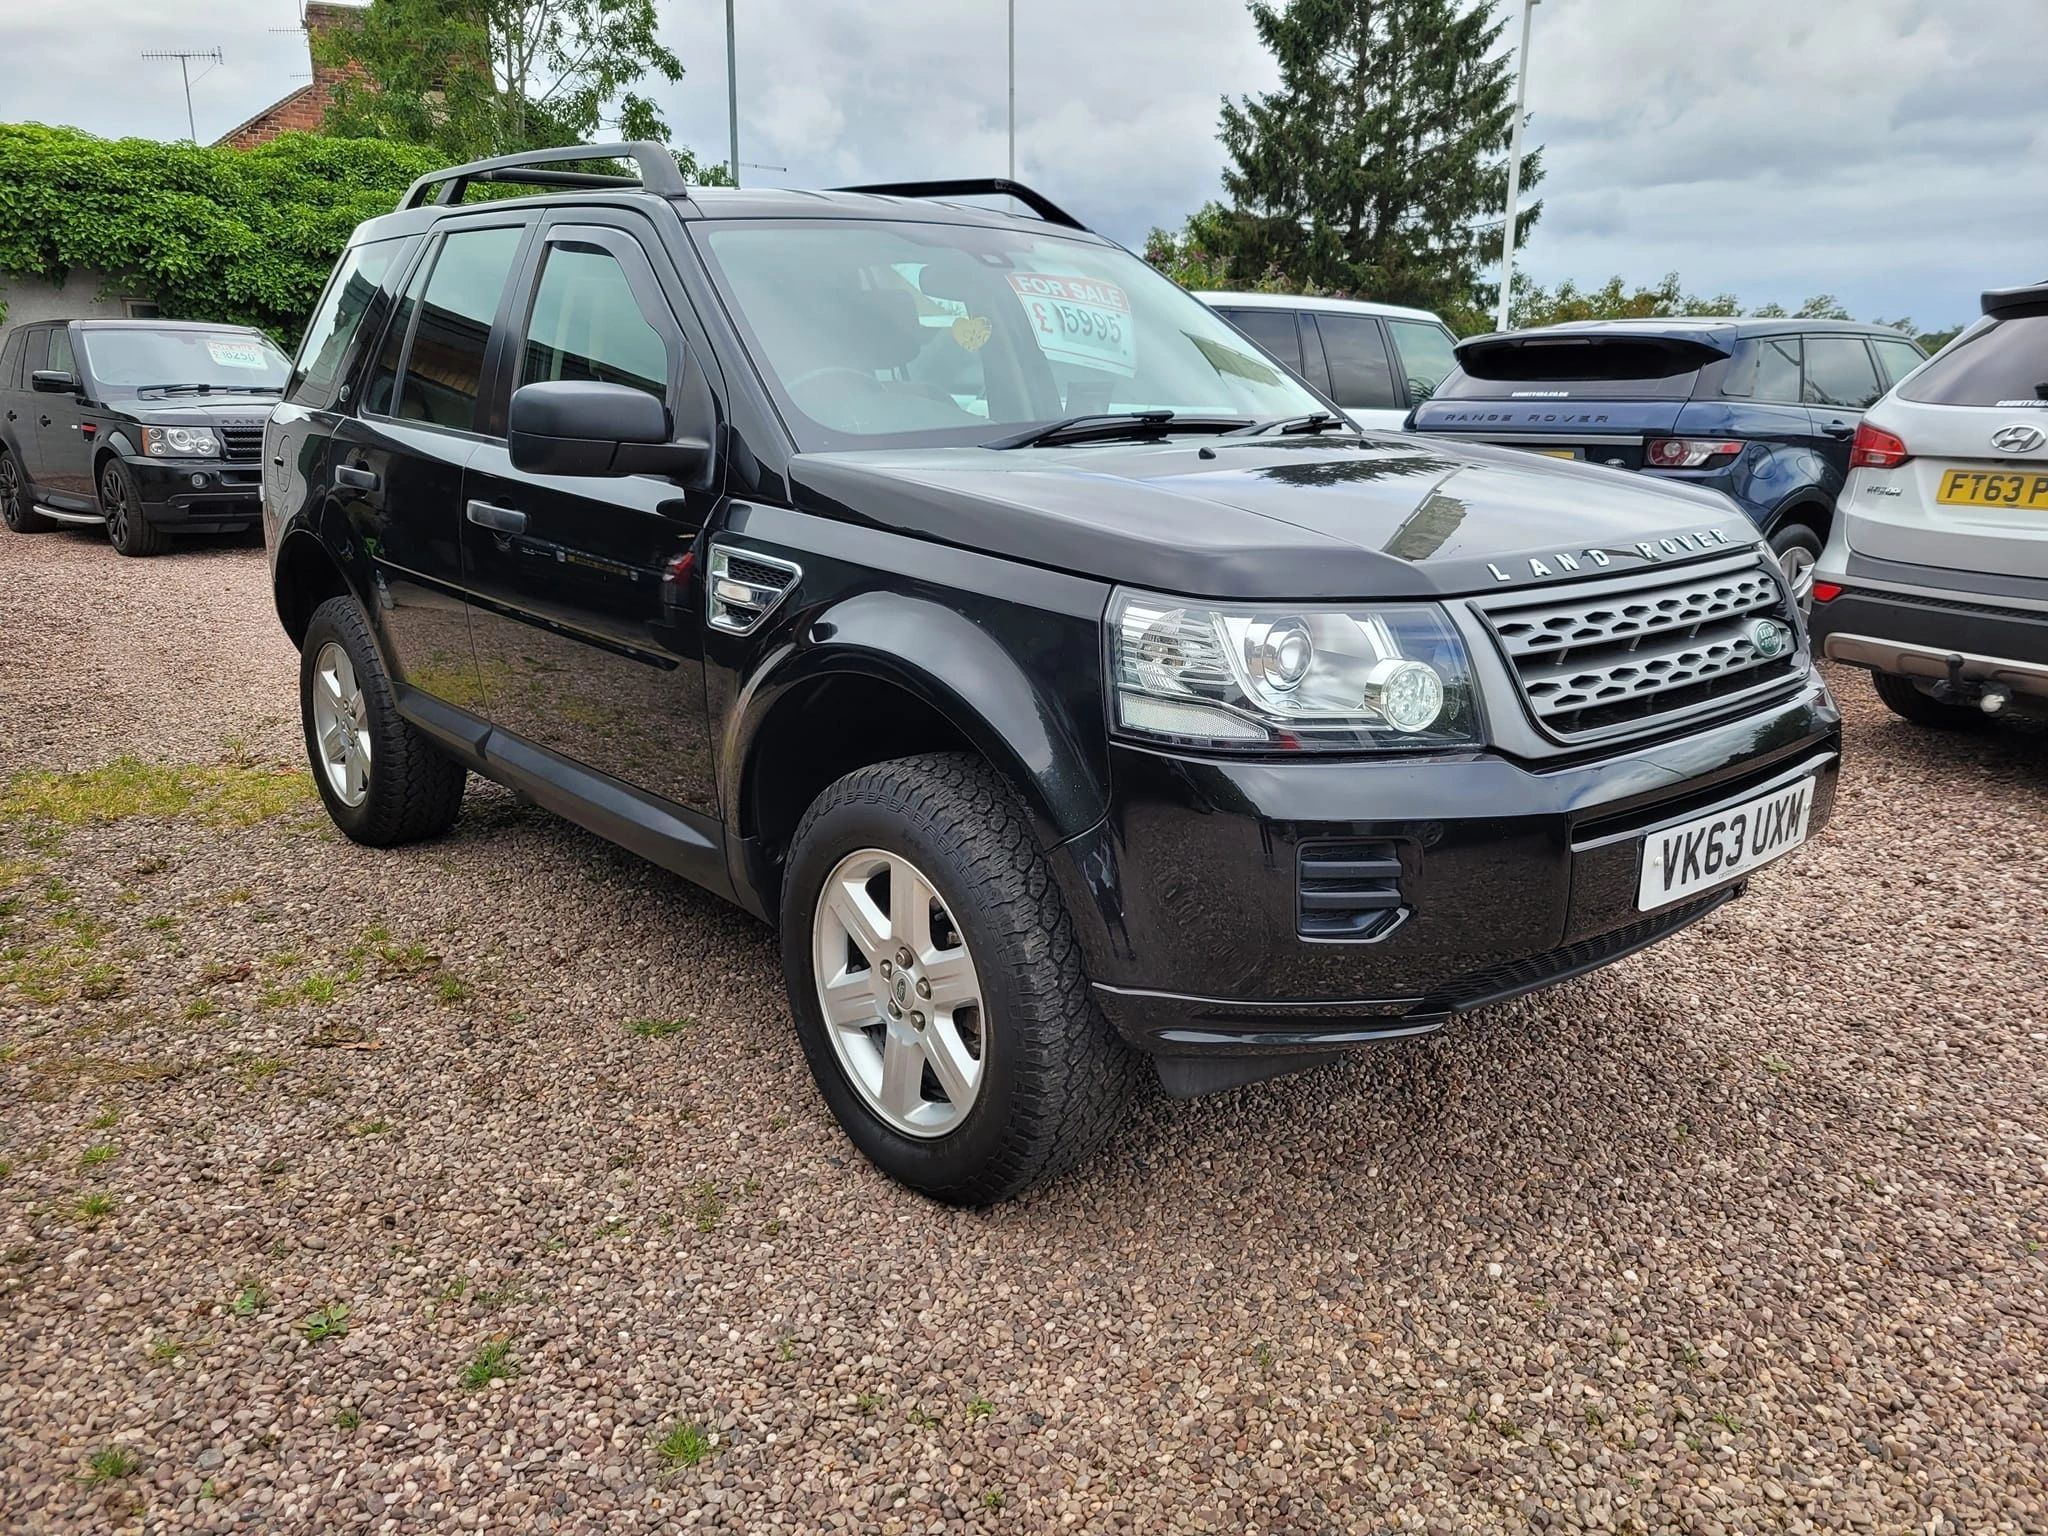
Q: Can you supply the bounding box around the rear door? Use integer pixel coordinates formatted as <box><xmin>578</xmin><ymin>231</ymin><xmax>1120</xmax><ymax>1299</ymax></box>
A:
<box><xmin>1306</xmin><ymin>312</ymin><xmax>1406</xmax><ymax>429</ymax></box>
<box><xmin>330</xmin><ymin>215</ymin><xmax>533</xmax><ymax>696</ymax></box>
<box><xmin>458</xmin><ymin>210</ymin><xmax>722</xmax><ymax>818</ymax></box>
<box><xmin>1799</xmin><ymin>333</ymin><xmax>1886</xmax><ymax>473</ymax></box>
<box><xmin>36</xmin><ymin>326</ymin><xmax>95</xmax><ymax>504</ymax></box>
<box><xmin>0</xmin><ymin>327</ymin><xmax>30</xmax><ymax>476</ymax></box>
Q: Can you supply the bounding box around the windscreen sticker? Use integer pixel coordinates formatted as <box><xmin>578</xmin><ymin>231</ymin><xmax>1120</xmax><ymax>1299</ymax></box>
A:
<box><xmin>1007</xmin><ymin>272</ymin><xmax>1136</xmax><ymax>378</ymax></box>
<box><xmin>950</xmin><ymin>315</ymin><xmax>993</xmax><ymax>353</ymax></box>
<box><xmin>206</xmin><ymin>339</ymin><xmax>270</xmax><ymax>370</ymax></box>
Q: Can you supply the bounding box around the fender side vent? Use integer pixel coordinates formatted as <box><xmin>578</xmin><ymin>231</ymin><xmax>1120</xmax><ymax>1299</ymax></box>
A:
<box><xmin>707</xmin><ymin>544</ymin><xmax>801</xmax><ymax>635</ymax></box>
<box><xmin>1298</xmin><ymin>840</ymin><xmax>1407</xmax><ymax>941</ymax></box>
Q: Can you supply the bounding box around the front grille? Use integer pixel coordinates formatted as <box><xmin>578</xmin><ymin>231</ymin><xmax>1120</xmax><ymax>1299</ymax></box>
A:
<box><xmin>1478</xmin><ymin>554</ymin><xmax>1802</xmax><ymax>741</ymax></box>
<box><xmin>1418</xmin><ymin>889</ymin><xmax>1732</xmax><ymax>1014</ymax></box>
<box><xmin>1297</xmin><ymin>840</ymin><xmax>1406</xmax><ymax>940</ymax></box>
<box><xmin>218</xmin><ymin>421</ymin><xmax>265</xmax><ymax>462</ymax></box>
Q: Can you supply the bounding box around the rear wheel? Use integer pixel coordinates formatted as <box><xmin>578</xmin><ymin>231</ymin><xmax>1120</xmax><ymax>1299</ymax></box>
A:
<box><xmin>1768</xmin><ymin>522</ymin><xmax>1822</xmax><ymax>606</ymax></box>
<box><xmin>780</xmin><ymin>752</ymin><xmax>1138</xmax><ymax>1205</ymax></box>
<box><xmin>1872</xmin><ymin>671</ymin><xmax>1988</xmax><ymax>732</ymax></box>
<box><xmin>300</xmin><ymin>595</ymin><xmax>468</xmax><ymax>844</ymax></box>
<box><xmin>0</xmin><ymin>448</ymin><xmax>53</xmax><ymax>533</ymax></box>
<box><xmin>101</xmin><ymin>457</ymin><xmax>167</xmax><ymax>557</ymax></box>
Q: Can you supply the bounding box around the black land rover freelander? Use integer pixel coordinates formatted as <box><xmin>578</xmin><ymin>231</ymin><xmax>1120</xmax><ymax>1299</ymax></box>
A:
<box><xmin>266</xmin><ymin>145</ymin><xmax>1841</xmax><ymax>1203</ymax></box>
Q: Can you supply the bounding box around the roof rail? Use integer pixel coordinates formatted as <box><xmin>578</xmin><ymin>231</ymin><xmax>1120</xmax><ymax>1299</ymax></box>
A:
<box><xmin>833</xmin><ymin>178</ymin><xmax>1088</xmax><ymax>232</ymax></box>
<box><xmin>396</xmin><ymin>141</ymin><xmax>688</xmax><ymax>212</ymax></box>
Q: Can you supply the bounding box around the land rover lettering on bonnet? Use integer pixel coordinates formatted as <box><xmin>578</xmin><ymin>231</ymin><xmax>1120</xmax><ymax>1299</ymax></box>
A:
<box><xmin>263</xmin><ymin>145</ymin><xmax>1842</xmax><ymax>1202</ymax></box>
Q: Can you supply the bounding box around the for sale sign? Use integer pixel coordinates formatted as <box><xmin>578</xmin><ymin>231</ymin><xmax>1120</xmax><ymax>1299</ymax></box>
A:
<box><xmin>1007</xmin><ymin>272</ymin><xmax>1136</xmax><ymax>378</ymax></box>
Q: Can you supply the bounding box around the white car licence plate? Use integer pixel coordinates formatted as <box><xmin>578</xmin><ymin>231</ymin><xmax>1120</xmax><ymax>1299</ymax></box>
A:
<box><xmin>1636</xmin><ymin>778</ymin><xmax>1814</xmax><ymax>912</ymax></box>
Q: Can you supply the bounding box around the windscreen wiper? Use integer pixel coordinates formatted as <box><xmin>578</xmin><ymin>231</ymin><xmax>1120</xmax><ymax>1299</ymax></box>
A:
<box><xmin>985</xmin><ymin>410</ymin><xmax>1252</xmax><ymax>449</ymax></box>
<box><xmin>1230</xmin><ymin>411</ymin><xmax>1356</xmax><ymax>436</ymax></box>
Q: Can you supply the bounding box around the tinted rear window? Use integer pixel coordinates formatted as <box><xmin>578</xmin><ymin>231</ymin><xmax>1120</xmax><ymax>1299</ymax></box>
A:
<box><xmin>1218</xmin><ymin>309</ymin><xmax>1302</xmax><ymax>375</ymax></box>
<box><xmin>1434</xmin><ymin>335</ymin><xmax>1716</xmax><ymax>400</ymax></box>
<box><xmin>1898</xmin><ymin>314</ymin><xmax>2048</xmax><ymax>408</ymax></box>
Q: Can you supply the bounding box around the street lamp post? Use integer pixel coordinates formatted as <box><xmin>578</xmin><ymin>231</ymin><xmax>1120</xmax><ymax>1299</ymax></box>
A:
<box><xmin>1497</xmin><ymin>0</ymin><xmax>1538</xmax><ymax>333</ymax></box>
<box><xmin>725</xmin><ymin>0</ymin><xmax>739</xmax><ymax>186</ymax></box>
<box><xmin>1007</xmin><ymin>0</ymin><xmax>1016</xmax><ymax>180</ymax></box>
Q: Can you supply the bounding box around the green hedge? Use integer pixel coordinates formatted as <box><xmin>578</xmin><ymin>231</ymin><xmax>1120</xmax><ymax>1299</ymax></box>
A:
<box><xmin>0</xmin><ymin>124</ymin><xmax>440</xmax><ymax>342</ymax></box>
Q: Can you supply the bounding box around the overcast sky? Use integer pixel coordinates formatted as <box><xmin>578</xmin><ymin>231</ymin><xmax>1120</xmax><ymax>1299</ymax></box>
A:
<box><xmin>3</xmin><ymin>0</ymin><xmax>2041</xmax><ymax>330</ymax></box>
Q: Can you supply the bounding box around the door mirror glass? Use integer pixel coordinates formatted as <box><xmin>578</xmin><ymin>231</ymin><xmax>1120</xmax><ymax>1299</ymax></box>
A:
<box><xmin>509</xmin><ymin>379</ymin><xmax>705</xmax><ymax>478</ymax></box>
<box><xmin>30</xmin><ymin>369</ymin><xmax>77</xmax><ymax>394</ymax></box>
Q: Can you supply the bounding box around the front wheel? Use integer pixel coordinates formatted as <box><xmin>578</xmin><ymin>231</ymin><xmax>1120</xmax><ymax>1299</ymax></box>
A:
<box><xmin>101</xmin><ymin>457</ymin><xmax>168</xmax><ymax>557</ymax></box>
<box><xmin>1872</xmin><ymin>671</ymin><xmax>1988</xmax><ymax>732</ymax></box>
<box><xmin>1768</xmin><ymin>522</ymin><xmax>1822</xmax><ymax>607</ymax></box>
<box><xmin>780</xmin><ymin>752</ymin><xmax>1138</xmax><ymax>1205</ymax></box>
<box><xmin>299</xmin><ymin>596</ymin><xmax>468</xmax><ymax>844</ymax></box>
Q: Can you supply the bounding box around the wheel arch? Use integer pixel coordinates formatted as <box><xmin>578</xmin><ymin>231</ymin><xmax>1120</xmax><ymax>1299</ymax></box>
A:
<box><xmin>1763</xmin><ymin>490</ymin><xmax>1833</xmax><ymax>545</ymax></box>
<box><xmin>727</xmin><ymin>593</ymin><xmax>1109</xmax><ymax>917</ymax></box>
<box><xmin>272</xmin><ymin>528</ymin><xmax>358</xmax><ymax>649</ymax></box>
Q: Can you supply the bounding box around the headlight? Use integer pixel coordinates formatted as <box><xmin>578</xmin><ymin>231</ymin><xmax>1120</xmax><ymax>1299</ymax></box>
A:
<box><xmin>141</xmin><ymin>426</ymin><xmax>221</xmax><ymax>458</ymax></box>
<box><xmin>1109</xmin><ymin>589</ymin><xmax>1481</xmax><ymax>751</ymax></box>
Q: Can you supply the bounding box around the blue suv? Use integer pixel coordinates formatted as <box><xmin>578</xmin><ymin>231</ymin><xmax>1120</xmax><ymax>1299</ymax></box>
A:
<box><xmin>1408</xmin><ymin>319</ymin><xmax>1927</xmax><ymax>600</ymax></box>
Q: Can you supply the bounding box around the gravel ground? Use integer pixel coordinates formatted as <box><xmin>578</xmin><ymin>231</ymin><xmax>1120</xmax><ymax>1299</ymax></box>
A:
<box><xmin>1</xmin><ymin>526</ymin><xmax>2045</xmax><ymax>1535</ymax></box>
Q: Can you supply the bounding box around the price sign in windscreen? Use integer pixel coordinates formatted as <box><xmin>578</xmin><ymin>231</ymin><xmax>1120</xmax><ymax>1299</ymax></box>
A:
<box><xmin>1008</xmin><ymin>273</ymin><xmax>1136</xmax><ymax>378</ymax></box>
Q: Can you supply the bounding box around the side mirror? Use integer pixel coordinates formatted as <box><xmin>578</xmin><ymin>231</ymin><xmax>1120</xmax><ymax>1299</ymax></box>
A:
<box><xmin>508</xmin><ymin>380</ymin><xmax>709</xmax><ymax>480</ymax></box>
<box><xmin>30</xmin><ymin>369</ymin><xmax>77</xmax><ymax>395</ymax></box>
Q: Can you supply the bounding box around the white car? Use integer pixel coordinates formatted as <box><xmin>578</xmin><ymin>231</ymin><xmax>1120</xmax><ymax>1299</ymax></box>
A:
<box><xmin>1809</xmin><ymin>280</ymin><xmax>2048</xmax><ymax>727</ymax></box>
<box><xmin>1194</xmin><ymin>292</ymin><xmax>1459</xmax><ymax>431</ymax></box>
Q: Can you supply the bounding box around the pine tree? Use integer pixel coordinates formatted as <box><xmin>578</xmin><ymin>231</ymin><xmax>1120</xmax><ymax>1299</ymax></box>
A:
<box><xmin>1209</xmin><ymin>0</ymin><xmax>1541</xmax><ymax>321</ymax></box>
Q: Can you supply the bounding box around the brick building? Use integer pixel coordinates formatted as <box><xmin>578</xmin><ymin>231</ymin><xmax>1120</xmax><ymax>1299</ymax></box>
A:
<box><xmin>213</xmin><ymin>1</ymin><xmax>369</xmax><ymax>149</ymax></box>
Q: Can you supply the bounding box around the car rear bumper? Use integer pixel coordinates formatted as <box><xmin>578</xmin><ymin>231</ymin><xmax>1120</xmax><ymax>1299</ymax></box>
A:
<box><xmin>126</xmin><ymin>455</ymin><xmax>262</xmax><ymax>529</ymax></box>
<box><xmin>1809</xmin><ymin>583</ymin><xmax>2048</xmax><ymax>697</ymax></box>
<box><xmin>1055</xmin><ymin>673</ymin><xmax>1841</xmax><ymax>1080</ymax></box>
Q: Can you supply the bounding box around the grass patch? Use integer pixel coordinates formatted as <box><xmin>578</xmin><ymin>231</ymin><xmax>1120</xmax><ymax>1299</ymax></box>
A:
<box><xmin>431</xmin><ymin>972</ymin><xmax>472</xmax><ymax>1003</ymax></box>
<box><xmin>185</xmin><ymin>997</ymin><xmax>221</xmax><ymax>1021</ymax></box>
<box><xmin>82</xmin><ymin>1447</ymin><xmax>137</xmax><ymax>1485</ymax></box>
<box><xmin>334</xmin><ymin>1404</ymin><xmax>363</xmax><ymax>1430</ymax></box>
<box><xmin>626</xmin><ymin>1015</ymin><xmax>693</xmax><ymax>1039</ymax></box>
<box><xmin>689</xmin><ymin>1181</ymin><xmax>724</xmax><ymax>1233</ymax></box>
<box><xmin>459</xmin><ymin>1335</ymin><xmax>517</xmax><ymax>1389</ymax></box>
<box><xmin>299</xmin><ymin>1303</ymin><xmax>351</xmax><ymax>1343</ymax></box>
<box><xmin>231</xmin><ymin>1284</ymin><xmax>269</xmax><ymax>1317</ymax></box>
<box><xmin>144</xmin><ymin>1335</ymin><xmax>188</xmax><ymax>1364</ymax></box>
<box><xmin>80</xmin><ymin>1142</ymin><xmax>118</xmax><ymax>1169</ymax></box>
<box><xmin>76</xmin><ymin>1192</ymin><xmax>114</xmax><ymax>1224</ymax></box>
<box><xmin>299</xmin><ymin>974</ymin><xmax>338</xmax><ymax>1004</ymax></box>
<box><xmin>1</xmin><ymin>758</ymin><xmax>311</xmax><ymax>835</ymax></box>
<box><xmin>655</xmin><ymin>1420</ymin><xmax>712</xmax><ymax>1469</ymax></box>
<box><xmin>965</xmin><ymin>1394</ymin><xmax>993</xmax><ymax>1420</ymax></box>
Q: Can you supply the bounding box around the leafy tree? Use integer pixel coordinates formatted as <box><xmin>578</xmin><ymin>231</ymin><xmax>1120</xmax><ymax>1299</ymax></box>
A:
<box><xmin>315</xmin><ymin>0</ymin><xmax>717</xmax><ymax>170</ymax></box>
<box><xmin>0</xmin><ymin>125</ymin><xmax>438</xmax><ymax>337</ymax></box>
<box><xmin>1199</xmin><ymin>0</ymin><xmax>1540</xmax><ymax>323</ymax></box>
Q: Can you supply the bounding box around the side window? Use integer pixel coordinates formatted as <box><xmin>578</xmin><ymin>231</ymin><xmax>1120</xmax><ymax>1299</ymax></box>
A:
<box><xmin>1802</xmin><ymin>335</ymin><xmax>1883</xmax><ymax>410</ymax></box>
<box><xmin>518</xmin><ymin>242</ymin><xmax>668</xmax><ymax>399</ymax></box>
<box><xmin>0</xmin><ymin>330</ymin><xmax>22</xmax><ymax>390</ymax></box>
<box><xmin>1315</xmin><ymin>314</ymin><xmax>1399</xmax><ymax>411</ymax></box>
<box><xmin>383</xmin><ymin>225</ymin><xmax>524</xmax><ymax>430</ymax></box>
<box><xmin>1386</xmin><ymin>319</ymin><xmax>1460</xmax><ymax>405</ymax></box>
<box><xmin>1871</xmin><ymin>337</ymin><xmax>1924</xmax><ymax>389</ymax></box>
<box><xmin>292</xmin><ymin>238</ymin><xmax>408</xmax><ymax>411</ymax></box>
<box><xmin>47</xmin><ymin>328</ymin><xmax>75</xmax><ymax>379</ymax></box>
<box><xmin>22</xmin><ymin>327</ymin><xmax>49</xmax><ymax>376</ymax></box>
<box><xmin>364</xmin><ymin>250</ymin><xmax>431</xmax><ymax>418</ymax></box>
<box><xmin>1754</xmin><ymin>336</ymin><xmax>1803</xmax><ymax>401</ymax></box>
<box><xmin>1219</xmin><ymin>309</ymin><xmax>1303</xmax><ymax>375</ymax></box>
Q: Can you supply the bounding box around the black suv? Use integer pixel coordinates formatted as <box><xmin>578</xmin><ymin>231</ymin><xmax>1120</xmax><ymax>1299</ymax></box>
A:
<box><xmin>0</xmin><ymin>318</ymin><xmax>289</xmax><ymax>554</ymax></box>
<box><xmin>267</xmin><ymin>144</ymin><xmax>1842</xmax><ymax>1203</ymax></box>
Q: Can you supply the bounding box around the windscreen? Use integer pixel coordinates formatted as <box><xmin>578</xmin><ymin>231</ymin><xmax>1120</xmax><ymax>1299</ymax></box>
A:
<box><xmin>1897</xmin><ymin>314</ymin><xmax>2048</xmax><ymax>407</ymax></box>
<box><xmin>695</xmin><ymin>219</ymin><xmax>1328</xmax><ymax>449</ymax></box>
<box><xmin>1432</xmin><ymin>335</ymin><xmax>1720</xmax><ymax>401</ymax></box>
<box><xmin>80</xmin><ymin>329</ymin><xmax>290</xmax><ymax>392</ymax></box>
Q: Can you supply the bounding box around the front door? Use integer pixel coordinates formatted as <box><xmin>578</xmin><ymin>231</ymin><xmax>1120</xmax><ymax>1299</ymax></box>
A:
<box><xmin>35</xmin><ymin>327</ymin><xmax>95</xmax><ymax>505</ymax></box>
<box><xmin>459</xmin><ymin>216</ymin><xmax>720</xmax><ymax>817</ymax></box>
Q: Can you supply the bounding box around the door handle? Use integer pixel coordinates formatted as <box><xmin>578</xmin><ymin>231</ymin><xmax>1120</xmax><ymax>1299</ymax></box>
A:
<box><xmin>38</xmin><ymin>415</ymin><xmax>51</xmax><ymax>428</ymax></box>
<box><xmin>1821</xmin><ymin>420</ymin><xmax>1855</xmax><ymax>439</ymax></box>
<box><xmin>334</xmin><ymin>463</ymin><xmax>379</xmax><ymax>491</ymax></box>
<box><xmin>466</xmin><ymin>500</ymin><xmax>526</xmax><ymax>535</ymax></box>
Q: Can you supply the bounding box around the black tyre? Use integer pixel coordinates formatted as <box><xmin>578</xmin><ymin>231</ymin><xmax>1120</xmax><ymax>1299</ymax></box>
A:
<box><xmin>780</xmin><ymin>752</ymin><xmax>1139</xmax><ymax>1205</ymax></box>
<box><xmin>1767</xmin><ymin>522</ymin><xmax>1822</xmax><ymax>607</ymax></box>
<box><xmin>100</xmin><ymin>456</ymin><xmax>168</xmax><ymax>557</ymax></box>
<box><xmin>300</xmin><ymin>595</ymin><xmax>467</xmax><ymax>845</ymax></box>
<box><xmin>1872</xmin><ymin>671</ymin><xmax>1988</xmax><ymax>732</ymax></box>
<box><xmin>0</xmin><ymin>447</ymin><xmax>53</xmax><ymax>533</ymax></box>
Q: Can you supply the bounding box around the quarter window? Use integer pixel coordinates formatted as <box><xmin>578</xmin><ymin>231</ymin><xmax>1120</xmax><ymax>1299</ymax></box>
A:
<box><xmin>388</xmin><ymin>225</ymin><xmax>524</xmax><ymax>430</ymax></box>
<box><xmin>1316</xmin><ymin>314</ymin><xmax>1399</xmax><ymax>411</ymax></box>
<box><xmin>1386</xmin><ymin>319</ymin><xmax>1459</xmax><ymax>405</ymax></box>
<box><xmin>47</xmin><ymin>328</ymin><xmax>75</xmax><ymax>378</ymax></box>
<box><xmin>0</xmin><ymin>329</ymin><xmax>22</xmax><ymax>390</ymax></box>
<box><xmin>1802</xmin><ymin>335</ymin><xmax>1883</xmax><ymax>410</ymax></box>
<box><xmin>1870</xmin><ymin>337</ymin><xmax>1924</xmax><ymax>389</ymax></box>
<box><xmin>1219</xmin><ymin>309</ymin><xmax>1303</xmax><ymax>376</ymax></box>
<box><xmin>519</xmin><ymin>243</ymin><xmax>668</xmax><ymax>399</ymax></box>
<box><xmin>293</xmin><ymin>238</ymin><xmax>407</xmax><ymax>410</ymax></box>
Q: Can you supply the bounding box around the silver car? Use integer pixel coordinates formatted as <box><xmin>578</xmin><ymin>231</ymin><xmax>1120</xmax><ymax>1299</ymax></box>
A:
<box><xmin>1809</xmin><ymin>280</ymin><xmax>2048</xmax><ymax>728</ymax></box>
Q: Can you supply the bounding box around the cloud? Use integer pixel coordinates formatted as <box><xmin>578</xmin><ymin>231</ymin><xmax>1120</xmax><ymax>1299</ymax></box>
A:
<box><xmin>4</xmin><ymin>0</ymin><xmax>2041</xmax><ymax>330</ymax></box>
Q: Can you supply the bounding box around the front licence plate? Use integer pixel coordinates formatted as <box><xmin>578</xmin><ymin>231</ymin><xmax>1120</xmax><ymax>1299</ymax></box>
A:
<box><xmin>1636</xmin><ymin>778</ymin><xmax>1814</xmax><ymax>912</ymax></box>
<box><xmin>1936</xmin><ymin>468</ymin><xmax>2048</xmax><ymax>509</ymax></box>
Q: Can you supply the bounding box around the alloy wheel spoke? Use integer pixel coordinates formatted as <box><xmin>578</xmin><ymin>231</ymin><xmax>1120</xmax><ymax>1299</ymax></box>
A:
<box><xmin>341</xmin><ymin>752</ymin><xmax>366</xmax><ymax>801</ymax></box>
<box><xmin>888</xmin><ymin>858</ymin><xmax>937</xmax><ymax>960</ymax></box>
<box><xmin>920</xmin><ymin>945</ymin><xmax>979</xmax><ymax>1010</ymax></box>
<box><xmin>921</xmin><ymin>1021</ymin><xmax>978</xmax><ymax>1107</ymax></box>
<box><xmin>819</xmin><ymin>968</ymin><xmax>880</xmax><ymax>1030</ymax></box>
<box><xmin>877</xmin><ymin>1028</ymin><xmax>926</xmax><ymax>1120</ymax></box>
<box><xmin>825</xmin><ymin>878</ymin><xmax>890</xmax><ymax>963</ymax></box>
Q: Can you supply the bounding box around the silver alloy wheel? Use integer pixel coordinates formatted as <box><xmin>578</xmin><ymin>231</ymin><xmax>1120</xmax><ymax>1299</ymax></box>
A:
<box><xmin>310</xmin><ymin>641</ymin><xmax>372</xmax><ymax>807</ymax></box>
<box><xmin>1778</xmin><ymin>544</ymin><xmax>1816</xmax><ymax>606</ymax></box>
<box><xmin>811</xmin><ymin>847</ymin><xmax>987</xmax><ymax>1138</ymax></box>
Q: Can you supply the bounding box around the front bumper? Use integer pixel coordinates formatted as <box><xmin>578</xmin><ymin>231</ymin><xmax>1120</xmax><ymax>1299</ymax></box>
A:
<box><xmin>1055</xmin><ymin>672</ymin><xmax>1840</xmax><ymax>1071</ymax></box>
<box><xmin>126</xmin><ymin>454</ymin><xmax>262</xmax><ymax>530</ymax></box>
